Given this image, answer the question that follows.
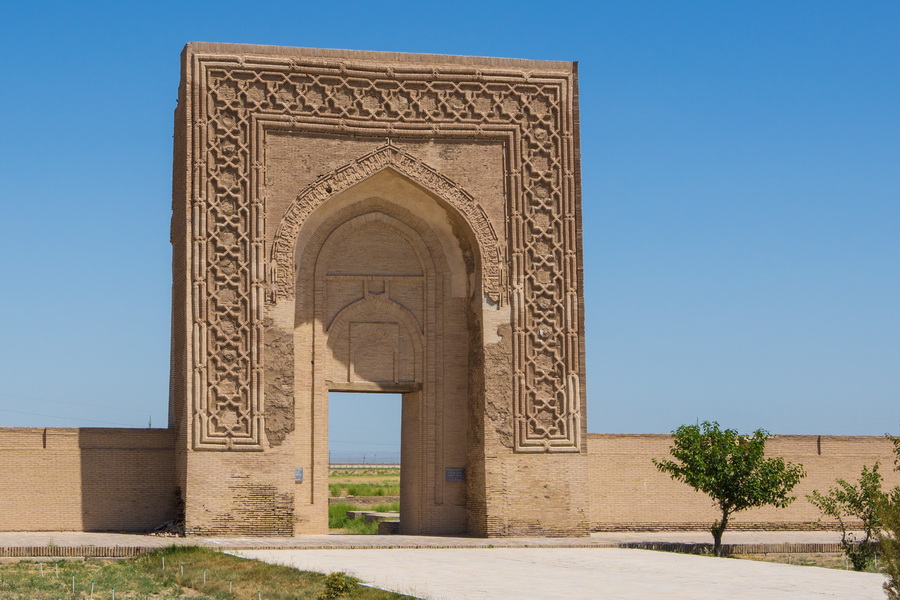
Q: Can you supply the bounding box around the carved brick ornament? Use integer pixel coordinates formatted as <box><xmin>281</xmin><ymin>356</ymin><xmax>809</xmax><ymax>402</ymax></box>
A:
<box><xmin>185</xmin><ymin>48</ymin><xmax>583</xmax><ymax>452</ymax></box>
<box><xmin>271</xmin><ymin>144</ymin><xmax>504</xmax><ymax>304</ymax></box>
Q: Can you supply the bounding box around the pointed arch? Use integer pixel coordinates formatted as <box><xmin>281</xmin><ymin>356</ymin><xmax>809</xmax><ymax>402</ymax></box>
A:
<box><xmin>270</xmin><ymin>144</ymin><xmax>504</xmax><ymax>303</ymax></box>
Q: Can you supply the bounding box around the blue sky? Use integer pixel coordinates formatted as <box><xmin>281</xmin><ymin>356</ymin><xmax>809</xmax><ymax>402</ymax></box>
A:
<box><xmin>1</xmin><ymin>1</ymin><xmax>897</xmax><ymax>461</ymax></box>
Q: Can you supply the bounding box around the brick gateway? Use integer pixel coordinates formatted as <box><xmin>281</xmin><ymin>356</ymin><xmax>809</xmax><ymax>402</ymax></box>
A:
<box><xmin>0</xmin><ymin>45</ymin><xmax>895</xmax><ymax>536</ymax></box>
<box><xmin>169</xmin><ymin>44</ymin><xmax>589</xmax><ymax>536</ymax></box>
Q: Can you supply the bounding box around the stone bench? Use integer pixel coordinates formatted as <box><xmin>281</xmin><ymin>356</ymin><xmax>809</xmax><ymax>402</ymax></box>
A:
<box><xmin>377</xmin><ymin>520</ymin><xmax>400</xmax><ymax>534</ymax></box>
<box><xmin>345</xmin><ymin>510</ymin><xmax>400</xmax><ymax>523</ymax></box>
<box><xmin>328</xmin><ymin>496</ymin><xmax>401</xmax><ymax>507</ymax></box>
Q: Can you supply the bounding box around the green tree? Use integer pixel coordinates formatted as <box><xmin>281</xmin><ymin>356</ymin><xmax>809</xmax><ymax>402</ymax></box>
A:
<box><xmin>807</xmin><ymin>463</ymin><xmax>884</xmax><ymax>571</ymax></box>
<box><xmin>653</xmin><ymin>421</ymin><xmax>806</xmax><ymax>556</ymax></box>
<box><xmin>879</xmin><ymin>434</ymin><xmax>900</xmax><ymax>598</ymax></box>
<box><xmin>881</xmin><ymin>488</ymin><xmax>900</xmax><ymax>599</ymax></box>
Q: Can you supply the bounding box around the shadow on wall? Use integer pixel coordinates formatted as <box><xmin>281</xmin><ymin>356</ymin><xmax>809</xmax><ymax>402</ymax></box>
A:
<box><xmin>79</xmin><ymin>428</ymin><xmax>177</xmax><ymax>531</ymax></box>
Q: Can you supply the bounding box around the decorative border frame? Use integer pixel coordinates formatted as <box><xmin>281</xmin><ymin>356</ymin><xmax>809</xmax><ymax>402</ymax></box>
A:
<box><xmin>271</xmin><ymin>144</ymin><xmax>504</xmax><ymax>304</ymax></box>
<box><xmin>183</xmin><ymin>48</ymin><xmax>583</xmax><ymax>451</ymax></box>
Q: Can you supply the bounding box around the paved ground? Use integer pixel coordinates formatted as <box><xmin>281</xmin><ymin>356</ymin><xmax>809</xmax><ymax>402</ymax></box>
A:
<box><xmin>0</xmin><ymin>530</ymin><xmax>853</xmax><ymax>549</ymax></box>
<box><xmin>236</xmin><ymin>547</ymin><xmax>887</xmax><ymax>600</ymax></box>
<box><xmin>0</xmin><ymin>531</ymin><xmax>883</xmax><ymax>599</ymax></box>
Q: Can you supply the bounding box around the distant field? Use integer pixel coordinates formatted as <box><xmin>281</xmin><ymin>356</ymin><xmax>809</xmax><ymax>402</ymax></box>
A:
<box><xmin>330</xmin><ymin>467</ymin><xmax>400</xmax><ymax>498</ymax></box>
<box><xmin>330</xmin><ymin>466</ymin><xmax>400</xmax><ymax>477</ymax></box>
<box><xmin>329</xmin><ymin>467</ymin><xmax>401</xmax><ymax>533</ymax></box>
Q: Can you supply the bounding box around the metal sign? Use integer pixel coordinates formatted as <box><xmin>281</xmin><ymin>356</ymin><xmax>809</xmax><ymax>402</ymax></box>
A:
<box><xmin>445</xmin><ymin>467</ymin><xmax>466</xmax><ymax>482</ymax></box>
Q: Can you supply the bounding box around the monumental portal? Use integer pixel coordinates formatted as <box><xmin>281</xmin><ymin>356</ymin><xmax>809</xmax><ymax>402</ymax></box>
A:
<box><xmin>170</xmin><ymin>43</ymin><xmax>589</xmax><ymax>536</ymax></box>
<box><xmin>1</xmin><ymin>43</ymin><xmax>896</xmax><ymax>536</ymax></box>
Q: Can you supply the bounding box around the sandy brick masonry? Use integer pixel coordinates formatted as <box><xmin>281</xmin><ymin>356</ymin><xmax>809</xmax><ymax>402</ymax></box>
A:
<box><xmin>0</xmin><ymin>428</ymin><xmax>894</xmax><ymax>533</ymax></box>
<box><xmin>1</xmin><ymin>45</ymin><xmax>897</xmax><ymax>537</ymax></box>
<box><xmin>170</xmin><ymin>43</ymin><xmax>590</xmax><ymax>537</ymax></box>
<box><xmin>589</xmin><ymin>433</ymin><xmax>900</xmax><ymax>531</ymax></box>
<box><xmin>0</xmin><ymin>428</ymin><xmax>176</xmax><ymax>532</ymax></box>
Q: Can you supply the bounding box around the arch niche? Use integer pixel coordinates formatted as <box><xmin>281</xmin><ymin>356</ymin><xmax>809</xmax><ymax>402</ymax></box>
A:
<box><xmin>278</xmin><ymin>148</ymin><xmax>501</xmax><ymax>535</ymax></box>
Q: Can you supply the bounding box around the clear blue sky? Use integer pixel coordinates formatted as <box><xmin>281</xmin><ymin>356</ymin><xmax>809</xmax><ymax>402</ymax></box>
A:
<box><xmin>1</xmin><ymin>1</ymin><xmax>897</xmax><ymax>462</ymax></box>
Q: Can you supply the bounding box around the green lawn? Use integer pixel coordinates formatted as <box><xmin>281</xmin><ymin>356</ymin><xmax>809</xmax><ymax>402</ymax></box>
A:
<box><xmin>328</xmin><ymin>502</ymin><xmax>401</xmax><ymax>534</ymax></box>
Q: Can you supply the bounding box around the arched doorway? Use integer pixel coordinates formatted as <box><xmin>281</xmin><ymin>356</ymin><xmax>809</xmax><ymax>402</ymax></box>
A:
<box><xmin>292</xmin><ymin>169</ymin><xmax>480</xmax><ymax>534</ymax></box>
<box><xmin>173</xmin><ymin>47</ymin><xmax>590</xmax><ymax>539</ymax></box>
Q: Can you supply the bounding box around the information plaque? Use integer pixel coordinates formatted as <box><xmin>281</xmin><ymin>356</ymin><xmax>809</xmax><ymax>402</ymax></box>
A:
<box><xmin>445</xmin><ymin>467</ymin><xmax>466</xmax><ymax>482</ymax></box>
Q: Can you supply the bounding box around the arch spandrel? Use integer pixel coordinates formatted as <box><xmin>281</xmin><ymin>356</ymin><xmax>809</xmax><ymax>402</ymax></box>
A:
<box><xmin>270</xmin><ymin>144</ymin><xmax>505</xmax><ymax>305</ymax></box>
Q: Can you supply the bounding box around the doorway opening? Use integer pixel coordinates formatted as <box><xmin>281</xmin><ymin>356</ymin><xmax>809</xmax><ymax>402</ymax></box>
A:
<box><xmin>328</xmin><ymin>392</ymin><xmax>401</xmax><ymax>533</ymax></box>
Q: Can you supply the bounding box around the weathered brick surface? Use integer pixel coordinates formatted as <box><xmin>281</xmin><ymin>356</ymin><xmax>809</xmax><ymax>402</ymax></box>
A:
<box><xmin>0</xmin><ymin>428</ymin><xmax>176</xmax><ymax>532</ymax></box>
<box><xmin>171</xmin><ymin>43</ymin><xmax>589</xmax><ymax>536</ymax></box>
<box><xmin>0</xmin><ymin>428</ymin><xmax>895</xmax><ymax>533</ymax></box>
<box><xmin>587</xmin><ymin>433</ymin><xmax>900</xmax><ymax>531</ymax></box>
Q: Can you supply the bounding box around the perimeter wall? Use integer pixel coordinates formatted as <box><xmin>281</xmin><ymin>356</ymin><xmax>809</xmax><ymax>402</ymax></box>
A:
<box><xmin>588</xmin><ymin>433</ymin><xmax>900</xmax><ymax>531</ymax></box>
<box><xmin>0</xmin><ymin>428</ymin><xmax>896</xmax><ymax>533</ymax></box>
<box><xmin>0</xmin><ymin>428</ymin><xmax>177</xmax><ymax>532</ymax></box>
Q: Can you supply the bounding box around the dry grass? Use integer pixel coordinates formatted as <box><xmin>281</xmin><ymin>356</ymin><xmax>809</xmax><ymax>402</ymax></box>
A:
<box><xmin>733</xmin><ymin>552</ymin><xmax>883</xmax><ymax>573</ymax></box>
<box><xmin>0</xmin><ymin>546</ymin><xmax>412</xmax><ymax>599</ymax></box>
<box><xmin>329</xmin><ymin>468</ymin><xmax>400</xmax><ymax>499</ymax></box>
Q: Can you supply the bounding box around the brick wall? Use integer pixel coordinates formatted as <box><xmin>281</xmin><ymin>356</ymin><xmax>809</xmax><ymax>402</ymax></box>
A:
<box><xmin>587</xmin><ymin>433</ymin><xmax>900</xmax><ymax>531</ymax></box>
<box><xmin>4</xmin><ymin>426</ymin><xmax>895</xmax><ymax>534</ymax></box>
<box><xmin>0</xmin><ymin>428</ymin><xmax>177</xmax><ymax>532</ymax></box>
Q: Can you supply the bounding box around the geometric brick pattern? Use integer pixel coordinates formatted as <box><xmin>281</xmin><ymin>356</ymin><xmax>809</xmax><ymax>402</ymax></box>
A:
<box><xmin>184</xmin><ymin>48</ymin><xmax>583</xmax><ymax>452</ymax></box>
<box><xmin>271</xmin><ymin>144</ymin><xmax>504</xmax><ymax>304</ymax></box>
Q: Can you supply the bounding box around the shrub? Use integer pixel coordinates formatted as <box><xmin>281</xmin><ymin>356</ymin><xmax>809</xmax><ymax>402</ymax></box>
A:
<box><xmin>879</xmin><ymin>434</ymin><xmax>900</xmax><ymax>597</ymax></box>
<box><xmin>807</xmin><ymin>463</ymin><xmax>884</xmax><ymax>571</ymax></box>
<box><xmin>319</xmin><ymin>571</ymin><xmax>358</xmax><ymax>600</ymax></box>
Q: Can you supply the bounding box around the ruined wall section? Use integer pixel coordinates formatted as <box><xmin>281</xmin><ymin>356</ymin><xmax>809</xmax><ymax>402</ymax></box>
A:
<box><xmin>588</xmin><ymin>433</ymin><xmax>900</xmax><ymax>531</ymax></box>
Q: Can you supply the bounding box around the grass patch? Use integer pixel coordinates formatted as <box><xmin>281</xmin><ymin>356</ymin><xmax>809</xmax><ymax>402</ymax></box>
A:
<box><xmin>329</xmin><ymin>503</ymin><xmax>380</xmax><ymax>534</ymax></box>
<box><xmin>733</xmin><ymin>552</ymin><xmax>884</xmax><ymax>572</ymax></box>
<box><xmin>329</xmin><ymin>468</ymin><xmax>400</xmax><ymax>479</ymax></box>
<box><xmin>0</xmin><ymin>546</ymin><xmax>412</xmax><ymax>599</ymax></box>
<box><xmin>327</xmin><ymin>468</ymin><xmax>401</xmax><ymax>534</ymax></box>
<box><xmin>329</xmin><ymin>503</ymin><xmax>356</xmax><ymax>529</ymax></box>
<box><xmin>329</xmin><ymin>469</ymin><xmax>399</xmax><ymax>498</ymax></box>
<box><xmin>328</xmin><ymin>482</ymin><xmax>400</xmax><ymax>498</ymax></box>
<box><xmin>329</xmin><ymin>503</ymin><xmax>400</xmax><ymax>534</ymax></box>
<box><xmin>342</xmin><ymin>520</ymin><xmax>381</xmax><ymax>535</ymax></box>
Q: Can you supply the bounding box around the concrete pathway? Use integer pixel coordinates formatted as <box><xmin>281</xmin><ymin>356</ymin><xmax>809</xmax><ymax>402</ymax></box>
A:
<box><xmin>0</xmin><ymin>530</ymin><xmax>852</xmax><ymax>549</ymax></box>
<box><xmin>236</xmin><ymin>547</ymin><xmax>887</xmax><ymax>600</ymax></box>
<box><xmin>0</xmin><ymin>532</ymin><xmax>883</xmax><ymax>599</ymax></box>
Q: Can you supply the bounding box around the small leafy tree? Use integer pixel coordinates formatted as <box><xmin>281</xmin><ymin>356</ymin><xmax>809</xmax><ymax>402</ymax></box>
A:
<box><xmin>653</xmin><ymin>421</ymin><xmax>806</xmax><ymax>556</ymax></box>
<box><xmin>879</xmin><ymin>434</ymin><xmax>900</xmax><ymax>598</ymax></box>
<box><xmin>881</xmin><ymin>488</ymin><xmax>900</xmax><ymax>599</ymax></box>
<box><xmin>807</xmin><ymin>463</ymin><xmax>884</xmax><ymax>571</ymax></box>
